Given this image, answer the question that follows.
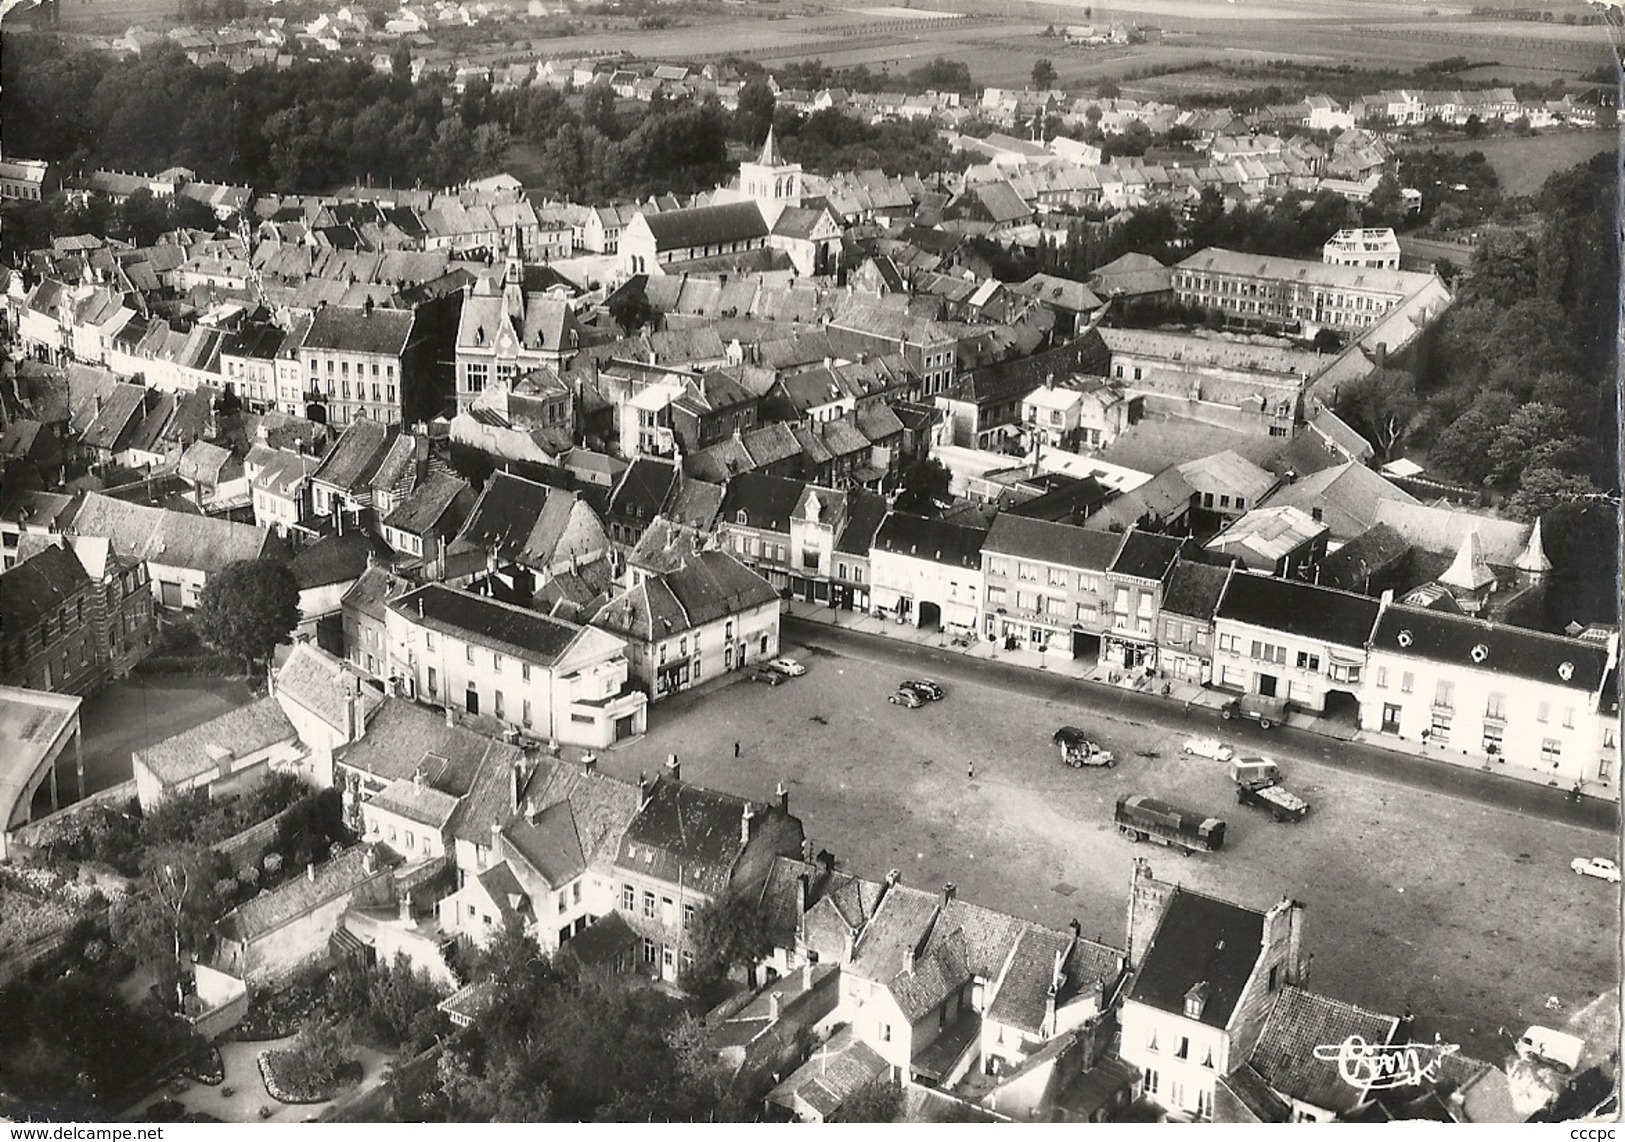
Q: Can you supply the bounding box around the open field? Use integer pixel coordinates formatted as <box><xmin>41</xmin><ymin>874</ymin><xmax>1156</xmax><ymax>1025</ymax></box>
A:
<box><xmin>1403</xmin><ymin>130</ymin><xmax>1618</xmax><ymax>197</ymax></box>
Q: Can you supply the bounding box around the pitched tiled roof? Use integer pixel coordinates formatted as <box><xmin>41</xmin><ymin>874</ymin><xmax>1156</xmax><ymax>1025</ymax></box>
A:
<box><xmin>382</xmin><ymin>472</ymin><xmax>472</xmax><ymax>536</ymax></box>
<box><xmin>219</xmin><ymin>842</ymin><xmax>400</xmax><ymax>942</ymax></box>
<box><xmin>986</xmin><ymin>926</ymin><xmax>1071</xmax><ymax>1033</ymax></box>
<box><xmin>849</xmin><ymin>882</ymin><xmax>941</xmax><ymax>983</ymax></box>
<box><xmin>1161</xmin><ymin>560</ymin><xmax>1231</xmax><ymax>621</ymax></box>
<box><xmin>369</xmin><ymin>775</ymin><xmax>460</xmax><ymax>828</ymax></box>
<box><xmin>1369</xmin><ymin>501</ymin><xmax>1529</xmax><ymax>566</ymax></box>
<box><xmin>0</xmin><ymin>544</ymin><xmax>91</xmax><ymax>630</ymax></box>
<box><xmin>339</xmin><ymin>564</ymin><xmax>396</xmax><ymax>623</ymax></box>
<box><xmin>767</xmin><ymin>1026</ymin><xmax>889</xmax><ymax>1120</ymax></box>
<box><xmin>66</xmin><ymin>492</ymin><xmax>276</xmax><ymax>573</ymax></box>
<box><xmin>1127</xmin><ymin>887</ymin><xmax>1264</xmax><ymax>1029</ymax></box>
<box><xmin>1371</xmin><ymin>604</ymin><xmax>1609</xmax><ymax>691</ymax></box>
<box><xmin>335</xmin><ymin>697</ymin><xmax>522</xmax><ymax>788</ymax></box>
<box><xmin>641</xmin><ymin>201</ymin><xmax>768</xmax><ymax>250</ymax></box>
<box><xmin>1217</xmin><ymin>572</ymin><xmax>1380</xmax><ymax>649</ymax></box>
<box><xmin>1249</xmin><ymin>986</ymin><xmax>1400</xmax><ymax>1114</ymax></box>
<box><xmin>983</xmin><ymin>515</ymin><xmax>1120</xmax><ymax>571</ymax></box>
<box><xmin>390</xmin><ymin>583</ymin><xmax>589</xmax><ymax>665</ymax></box>
<box><xmin>608</xmin><ymin>457</ymin><xmax>679</xmax><ymax>525</ymax></box>
<box><xmin>135</xmin><ymin>695</ymin><xmax>296</xmax><ymax>787</ymax></box>
<box><xmin>274</xmin><ymin>642</ymin><xmax>381</xmax><ymax>735</ymax></box>
<box><xmin>592</xmin><ymin>550</ymin><xmax>778</xmax><ymax>643</ymax></box>
<box><xmin>502</xmin><ymin>800</ymin><xmax>585</xmax><ymax>885</ymax></box>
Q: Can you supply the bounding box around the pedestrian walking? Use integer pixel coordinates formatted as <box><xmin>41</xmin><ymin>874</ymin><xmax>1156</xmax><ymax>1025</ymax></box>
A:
<box><xmin>967</xmin><ymin>761</ymin><xmax>975</xmax><ymax>781</ymax></box>
<box><xmin>734</xmin><ymin>741</ymin><xmax>741</xmax><ymax>759</ymax></box>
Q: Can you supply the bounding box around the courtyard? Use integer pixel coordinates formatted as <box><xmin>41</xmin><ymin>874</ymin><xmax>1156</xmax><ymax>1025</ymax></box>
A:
<box><xmin>597</xmin><ymin>629</ymin><xmax>1619</xmax><ymax>1066</ymax></box>
<box><xmin>75</xmin><ymin>674</ymin><xmax>258</xmax><ymax>796</ymax></box>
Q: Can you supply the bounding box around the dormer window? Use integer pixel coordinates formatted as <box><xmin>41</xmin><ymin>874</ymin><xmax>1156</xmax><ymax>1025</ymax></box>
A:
<box><xmin>1183</xmin><ymin>980</ymin><xmax>1209</xmax><ymax>1020</ymax></box>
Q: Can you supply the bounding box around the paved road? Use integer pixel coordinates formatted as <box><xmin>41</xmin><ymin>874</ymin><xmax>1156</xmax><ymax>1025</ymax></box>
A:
<box><xmin>786</xmin><ymin>617</ymin><xmax>1619</xmax><ymax>835</ymax></box>
<box><xmin>605</xmin><ymin>618</ymin><xmax>1619</xmax><ymax>1066</ymax></box>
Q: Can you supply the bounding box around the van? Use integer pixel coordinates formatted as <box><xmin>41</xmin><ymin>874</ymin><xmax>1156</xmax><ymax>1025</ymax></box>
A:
<box><xmin>1516</xmin><ymin>1026</ymin><xmax>1584</xmax><ymax>1072</ymax></box>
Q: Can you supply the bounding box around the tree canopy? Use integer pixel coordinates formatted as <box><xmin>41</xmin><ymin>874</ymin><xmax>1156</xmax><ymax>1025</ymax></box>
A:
<box><xmin>192</xmin><ymin>557</ymin><xmax>300</xmax><ymax>670</ymax></box>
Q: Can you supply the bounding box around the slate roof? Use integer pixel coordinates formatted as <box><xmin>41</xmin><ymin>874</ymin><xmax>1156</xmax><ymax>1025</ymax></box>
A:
<box><xmin>451</xmin><ymin>473</ymin><xmax>597</xmax><ymax>566</ymax></box>
<box><xmin>0</xmin><ymin>544</ymin><xmax>92</xmax><ymax>631</ymax></box>
<box><xmin>608</xmin><ymin>456</ymin><xmax>679</xmax><ymax>525</ymax></box>
<box><xmin>1161</xmin><ymin>560</ymin><xmax>1231</xmax><ymax>621</ymax></box>
<box><xmin>1108</xmin><ymin>530</ymin><xmax>1185</xmax><ymax>581</ymax></box>
<box><xmin>1220</xmin><ymin>1064</ymin><xmax>1294</xmax><ymax>1123</ymax></box>
<box><xmin>1128</xmin><ymin>887</ymin><xmax>1264</xmax><ymax>1029</ymax></box>
<box><xmin>1371</xmin><ymin>605</ymin><xmax>1609</xmax><ymax>691</ymax></box>
<box><xmin>835</xmin><ymin>489</ymin><xmax>890</xmax><ymax>556</ymax></box>
<box><xmin>943</xmin><ymin>333</ymin><xmax>1110</xmax><ymax>407</ymax></box>
<box><xmin>590</xmin><ymin>550</ymin><xmax>778</xmax><ymax>643</ymax></box>
<box><xmin>134</xmin><ymin>695</ymin><xmax>296</xmax><ymax>786</ymax></box>
<box><xmin>302</xmin><ymin>304</ymin><xmax>414</xmax><ymax>355</ymax></box>
<box><xmin>1249</xmin><ymin>987</ymin><xmax>1400</xmax><ymax>1114</ymax></box>
<box><xmin>717</xmin><ymin>471</ymin><xmax>806</xmax><ymax>534</ymax></box>
<box><xmin>309</xmin><ymin>419</ymin><xmax>394</xmax><ymax>493</ymax></box>
<box><xmin>1316</xmin><ymin>522</ymin><xmax>1410</xmax><ymax>593</ymax></box>
<box><xmin>1217</xmin><ymin>572</ymin><xmax>1380</xmax><ymax>649</ymax></box>
<box><xmin>983</xmin><ymin>515</ymin><xmax>1120</xmax><ymax>571</ymax></box>
<box><xmin>641</xmin><ymin>201</ymin><xmax>769</xmax><ymax>251</ymax></box>
<box><xmin>382</xmin><ymin>472</ymin><xmax>472</xmax><ymax>536</ymax></box>
<box><xmin>219</xmin><ymin>843</ymin><xmax>400</xmax><ymax>943</ymax></box>
<box><xmin>502</xmin><ymin>800</ymin><xmax>585</xmax><ymax>885</ymax></box>
<box><xmin>339</xmin><ymin>565</ymin><xmax>395</xmax><ymax>623</ymax></box>
<box><xmin>66</xmin><ymin>492</ymin><xmax>276</xmax><ymax>573</ymax></box>
<box><xmin>616</xmin><ymin>775</ymin><xmax>775</xmax><ymax>897</ymax></box>
<box><xmin>872</xmin><ymin>513</ymin><xmax>985</xmax><ymax>568</ymax></box>
<box><xmin>389</xmin><ymin>583</ymin><xmax>588</xmax><ymax>665</ymax></box>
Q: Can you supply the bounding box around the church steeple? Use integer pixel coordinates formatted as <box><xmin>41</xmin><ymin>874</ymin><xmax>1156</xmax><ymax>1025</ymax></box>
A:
<box><xmin>758</xmin><ymin>125</ymin><xmax>783</xmax><ymax>167</ymax></box>
<box><xmin>501</xmin><ymin>226</ymin><xmax>524</xmax><ymax>321</ymax></box>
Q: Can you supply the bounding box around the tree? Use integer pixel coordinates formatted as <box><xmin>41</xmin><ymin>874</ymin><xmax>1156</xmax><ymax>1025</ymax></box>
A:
<box><xmin>1097</xmin><ymin>77</ymin><xmax>1120</xmax><ymax>99</ymax></box>
<box><xmin>1486</xmin><ymin>401</ymin><xmax>1574</xmax><ymax>488</ymax></box>
<box><xmin>390</xmin><ymin>42</ymin><xmax>412</xmax><ymax>87</ymax></box>
<box><xmin>891</xmin><ymin>456</ymin><xmax>951</xmax><ymax>514</ymax></box>
<box><xmin>279</xmin><ymin>1020</ymin><xmax>357</xmax><ymax>1093</ymax></box>
<box><xmin>193</xmin><ymin>557</ymin><xmax>299</xmax><ymax>672</ymax></box>
<box><xmin>1463</xmin><ymin>231</ymin><xmax>1537</xmax><ymax>307</ymax></box>
<box><xmin>830</xmin><ymin>1075</ymin><xmax>903</xmax><ymax>1122</ymax></box>
<box><xmin>690</xmin><ymin>890</ymin><xmax>773</xmax><ymax>984</ymax></box>
<box><xmin>1334</xmin><ymin>368</ymin><xmax>1418</xmax><ymax>460</ymax></box>
<box><xmin>1428</xmin><ymin>390</ymin><xmax>1518</xmax><ymax>484</ymax></box>
<box><xmin>1031</xmin><ymin>59</ymin><xmax>1057</xmax><ymax>91</ymax></box>
<box><xmin>607</xmin><ymin>282</ymin><xmax>654</xmax><ymax>334</ymax></box>
<box><xmin>1504</xmin><ymin>467</ymin><xmax>1602</xmax><ymax>525</ymax></box>
<box><xmin>734</xmin><ymin>76</ymin><xmax>776</xmax><ymax>145</ymax></box>
<box><xmin>582</xmin><ymin>83</ymin><xmax>621</xmax><ymax>140</ymax></box>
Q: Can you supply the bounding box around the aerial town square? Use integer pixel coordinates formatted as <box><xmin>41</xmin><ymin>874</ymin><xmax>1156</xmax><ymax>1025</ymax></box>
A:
<box><xmin>0</xmin><ymin>0</ymin><xmax>1620</xmax><ymax>1125</ymax></box>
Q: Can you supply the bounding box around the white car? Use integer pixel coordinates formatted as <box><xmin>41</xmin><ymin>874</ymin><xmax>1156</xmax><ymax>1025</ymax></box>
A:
<box><xmin>767</xmin><ymin>657</ymin><xmax>805</xmax><ymax>677</ymax></box>
<box><xmin>1570</xmin><ymin>857</ymin><xmax>1621</xmax><ymax>883</ymax></box>
<box><xmin>1181</xmin><ymin>736</ymin><xmax>1235</xmax><ymax>763</ymax></box>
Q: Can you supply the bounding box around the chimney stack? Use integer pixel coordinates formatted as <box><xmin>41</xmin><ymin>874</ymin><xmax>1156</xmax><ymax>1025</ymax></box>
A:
<box><xmin>941</xmin><ymin>882</ymin><xmax>956</xmax><ymax>909</ymax></box>
<box><xmin>741</xmin><ymin>801</ymin><xmax>755</xmax><ymax>845</ymax></box>
<box><xmin>776</xmin><ymin>780</ymin><xmax>789</xmax><ymax>815</ymax></box>
<box><xmin>510</xmin><ymin>762</ymin><xmax>523</xmax><ymax>814</ymax></box>
<box><xmin>362</xmin><ymin>848</ymin><xmax>376</xmax><ymax>874</ymax></box>
<box><xmin>306</xmin><ymin>863</ymin><xmax>316</xmax><ymax>882</ymax></box>
<box><xmin>638</xmin><ymin>771</ymin><xmax>653</xmax><ymax>811</ymax></box>
<box><xmin>346</xmin><ymin>687</ymin><xmax>361</xmax><ymax>742</ymax></box>
<box><xmin>768</xmin><ymin>991</ymin><xmax>782</xmax><ymax>1021</ymax></box>
<box><xmin>665</xmin><ymin>753</ymin><xmax>681</xmax><ymax>784</ymax></box>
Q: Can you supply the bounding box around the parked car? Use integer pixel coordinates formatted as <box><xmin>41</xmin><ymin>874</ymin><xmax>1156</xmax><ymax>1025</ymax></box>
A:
<box><xmin>888</xmin><ymin>687</ymin><xmax>925</xmax><ymax>708</ymax></box>
<box><xmin>1220</xmin><ymin>693</ymin><xmax>1289</xmax><ymax>729</ymax></box>
<box><xmin>750</xmin><ymin>666</ymin><xmax>786</xmax><ymax>686</ymax></box>
<box><xmin>1516</xmin><ymin>1026</ymin><xmax>1585</xmax><ymax>1072</ymax></box>
<box><xmin>767</xmin><ymin>656</ymin><xmax>805</xmax><ymax>676</ymax></box>
<box><xmin>1570</xmin><ymin>856</ymin><xmax>1621</xmax><ymax>883</ymax></box>
<box><xmin>903</xmin><ymin>679</ymin><xmax>945</xmax><ymax>701</ymax></box>
<box><xmin>1181</xmin><ymin>736</ymin><xmax>1234</xmax><ymax>762</ymax></box>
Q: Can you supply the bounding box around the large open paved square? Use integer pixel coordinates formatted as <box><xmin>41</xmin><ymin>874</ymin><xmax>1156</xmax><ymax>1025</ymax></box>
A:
<box><xmin>593</xmin><ymin>632</ymin><xmax>1619</xmax><ymax>1064</ymax></box>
